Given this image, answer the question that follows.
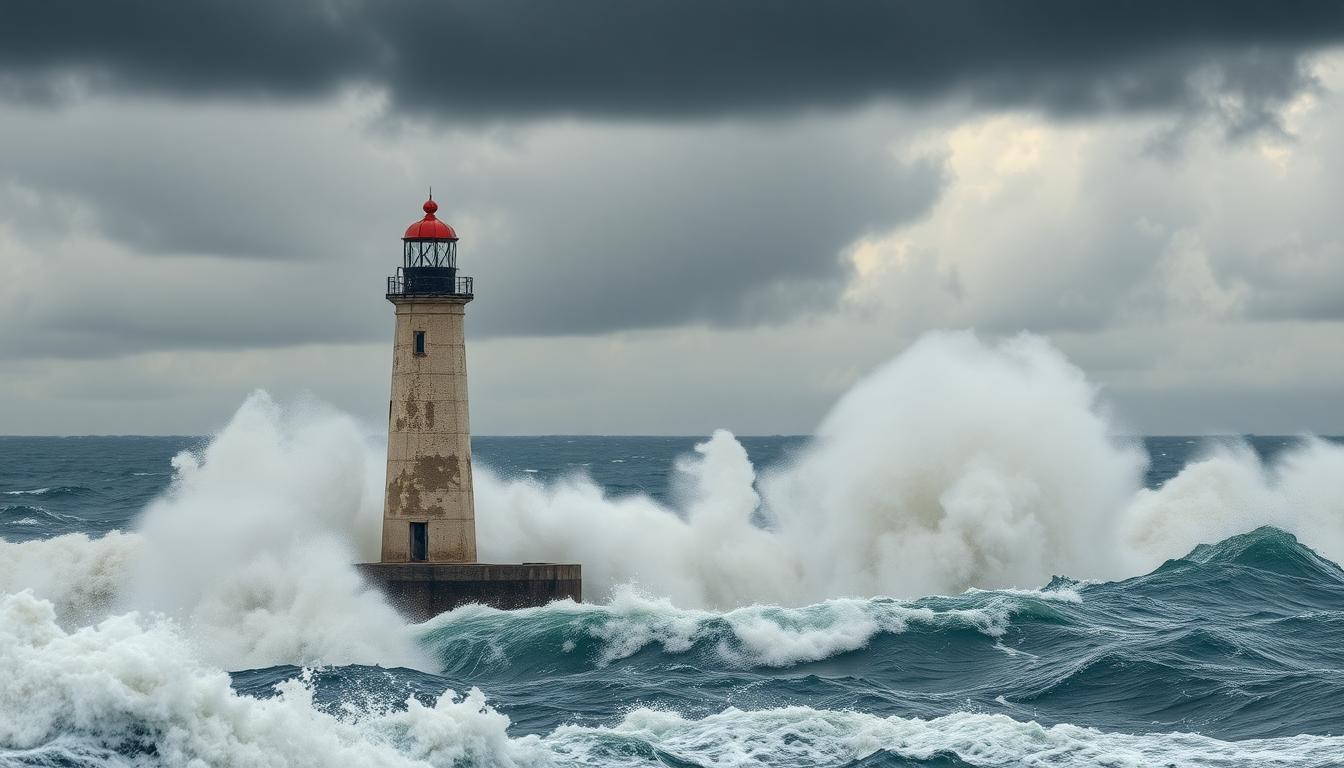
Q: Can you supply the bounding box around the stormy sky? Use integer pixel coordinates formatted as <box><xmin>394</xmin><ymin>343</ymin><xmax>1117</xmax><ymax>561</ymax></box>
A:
<box><xmin>3</xmin><ymin>1</ymin><xmax>1344</xmax><ymax>435</ymax></box>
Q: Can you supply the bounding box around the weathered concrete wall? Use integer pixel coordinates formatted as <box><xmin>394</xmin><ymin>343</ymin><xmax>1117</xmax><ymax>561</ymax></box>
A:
<box><xmin>383</xmin><ymin>298</ymin><xmax>476</xmax><ymax>562</ymax></box>
<box><xmin>356</xmin><ymin>562</ymin><xmax>582</xmax><ymax>621</ymax></box>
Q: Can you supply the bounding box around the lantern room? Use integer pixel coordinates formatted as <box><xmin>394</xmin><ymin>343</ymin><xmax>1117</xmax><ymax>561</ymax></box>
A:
<box><xmin>387</xmin><ymin>196</ymin><xmax>473</xmax><ymax>298</ymax></box>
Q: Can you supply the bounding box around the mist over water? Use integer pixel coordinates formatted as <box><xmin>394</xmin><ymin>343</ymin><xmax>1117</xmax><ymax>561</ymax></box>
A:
<box><xmin>3</xmin><ymin>331</ymin><xmax>1344</xmax><ymax>766</ymax></box>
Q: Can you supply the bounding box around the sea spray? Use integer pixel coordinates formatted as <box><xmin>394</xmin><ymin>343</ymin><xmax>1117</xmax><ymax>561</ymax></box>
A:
<box><xmin>478</xmin><ymin>331</ymin><xmax>1148</xmax><ymax>604</ymax></box>
<box><xmin>6</xmin><ymin>334</ymin><xmax>1344</xmax><ymax>766</ymax></box>
<box><xmin>6</xmin><ymin>331</ymin><xmax>1344</xmax><ymax>665</ymax></box>
<box><xmin>477</xmin><ymin>332</ymin><xmax>1344</xmax><ymax>604</ymax></box>
<box><xmin>759</xmin><ymin>332</ymin><xmax>1146</xmax><ymax>599</ymax></box>
<box><xmin>1124</xmin><ymin>435</ymin><xmax>1344</xmax><ymax>564</ymax></box>
<box><xmin>477</xmin><ymin>430</ymin><xmax>801</xmax><ymax>607</ymax></box>
<box><xmin>0</xmin><ymin>531</ymin><xmax>139</xmax><ymax>627</ymax></box>
<box><xmin>122</xmin><ymin>393</ymin><xmax>426</xmax><ymax>670</ymax></box>
<box><xmin>0</xmin><ymin>394</ymin><xmax>426</xmax><ymax>671</ymax></box>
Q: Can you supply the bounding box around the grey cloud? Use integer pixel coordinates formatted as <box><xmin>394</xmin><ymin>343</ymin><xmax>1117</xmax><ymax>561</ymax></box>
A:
<box><xmin>3</xmin><ymin>1</ymin><xmax>1341</xmax><ymax>124</ymax></box>
<box><xmin>458</xmin><ymin>128</ymin><xmax>946</xmax><ymax>336</ymax></box>
<box><xmin>1219</xmin><ymin>239</ymin><xmax>1344</xmax><ymax>323</ymax></box>
<box><xmin>0</xmin><ymin>246</ymin><xmax>385</xmax><ymax>361</ymax></box>
<box><xmin>0</xmin><ymin>102</ymin><xmax>377</xmax><ymax>260</ymax></box>
<box><xmin>0</xmin><ymin>102</ymin><xmax>945</xmax><ymax>358</ymax></box>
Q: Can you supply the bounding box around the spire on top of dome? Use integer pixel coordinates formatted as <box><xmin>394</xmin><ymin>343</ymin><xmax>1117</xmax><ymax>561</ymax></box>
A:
<box><xmin>404</xmin><ymin>192</ymin><xmax>457</xmax><ymax>240</ymax></box>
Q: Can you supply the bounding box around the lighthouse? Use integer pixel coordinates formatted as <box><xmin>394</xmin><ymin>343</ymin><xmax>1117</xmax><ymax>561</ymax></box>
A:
<box><xmin>381</xmin><ymin>196</ymin><xmax>477</xmax><ymax>563</ymax></box>
<box><xmin>358</xmin><ymin>194</ymin><xmax>581</xmax><ymax>619</ymax></box>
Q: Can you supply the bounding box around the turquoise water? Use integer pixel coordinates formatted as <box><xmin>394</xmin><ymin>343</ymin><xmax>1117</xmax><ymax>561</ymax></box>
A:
<box><xmin>2</xmin><ymin>434</ymin><xmax>1343</xmax><ymax>766</ymax></box>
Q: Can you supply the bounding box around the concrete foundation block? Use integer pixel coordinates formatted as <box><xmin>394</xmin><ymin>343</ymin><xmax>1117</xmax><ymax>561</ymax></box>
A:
<box><xmin>356</xmin><ymin>562</ymin><xmax>582</xmax><ymax>621</ymax></box>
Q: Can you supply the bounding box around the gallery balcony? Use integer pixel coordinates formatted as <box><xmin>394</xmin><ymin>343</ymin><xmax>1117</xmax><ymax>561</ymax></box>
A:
<box><xmin>387</xmin><ymin>268</ymin><xmax>473</xmax><ymax>299</ymax></box>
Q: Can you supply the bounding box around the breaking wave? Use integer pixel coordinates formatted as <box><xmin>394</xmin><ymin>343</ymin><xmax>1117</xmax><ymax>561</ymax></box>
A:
<box><xmin>3</xmin><ymin>331</ymin><xmax>1344</xmax><ymax>765</ymax></box>
<box><xmin>2</xmin><ymin>333</ymin><xmax>1344</xmax><ymax>659</ymax></box>
<box><xmin>420</xmin><ymin>586</ymin><xmax>1043</xmax><ymax>671</ymax></box>
<box><xmin>4</xmin><ymin>563</ymin><xmax>1344</xmax><ymax>767</ymax></box>
<box><xmin>477</xmin><ymin>332</ymin><xmax>1344</xmax><ymax>606</ymax></box>
<box><xmin>0</xmin><ymin>396</ymin><xmax>424</xmax><ymax>671</ymax></box>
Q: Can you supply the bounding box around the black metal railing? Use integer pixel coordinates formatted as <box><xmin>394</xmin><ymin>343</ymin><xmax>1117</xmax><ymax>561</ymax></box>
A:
<box><xmin>387</xmin><ymin>269</ymin><xmax>473</xmax><ymax>298</ymax></box>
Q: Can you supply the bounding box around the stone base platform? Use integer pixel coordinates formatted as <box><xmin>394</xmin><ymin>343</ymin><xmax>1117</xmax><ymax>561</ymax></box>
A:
<box><xmin>357</xmin><ymin>562</ymin><xmax>581</xmax><ymax>622</ymax></box>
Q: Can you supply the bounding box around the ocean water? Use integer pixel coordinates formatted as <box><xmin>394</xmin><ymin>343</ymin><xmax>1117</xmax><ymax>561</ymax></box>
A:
<box><xmin>4</xmin><ymin>333</ymin><xmax>1344</xmax><ymax>766</ymax></box>
<box><xmin>0</xmin><ymin>434</ymin><xmax>1304</xmax><ymax>544</ymax></box>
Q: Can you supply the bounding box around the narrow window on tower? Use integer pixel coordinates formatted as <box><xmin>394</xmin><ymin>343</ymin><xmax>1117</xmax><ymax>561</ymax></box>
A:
<box><xmin>409</xmin><ymin>522</ymin><xmax>428</xmax><ymax>562</ymax></box>
<box><xmin>414</xmin><ymin>330</ymin><xmax>426</xmax><ymax>356</ymax></box>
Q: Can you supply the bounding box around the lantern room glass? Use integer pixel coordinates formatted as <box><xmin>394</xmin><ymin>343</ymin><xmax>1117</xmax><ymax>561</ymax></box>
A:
<box><xmin>404</xmin><ymin>240</ymin><xmax>457</xmax><ymax>268</ymax></box>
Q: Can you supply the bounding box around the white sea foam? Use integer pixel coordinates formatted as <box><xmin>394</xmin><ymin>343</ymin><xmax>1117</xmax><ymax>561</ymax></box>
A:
<box><xmin>128</xmin><ymin>393</ymin><xmax>427</xmax><ymax>670</ymax></box>
<box><xmin>478</xmin><ymin>332</ymin><xmax>1344</xmax><ymax>606</ymax></box>
<box><xmin>5</xmin><ymin>329</ymin><xmax>1344</xmax><ymax>766</ymax></box>
<box><xmin>0</xmin><ymin>591</ymin><xmax>541</xmax><ymax>768</ymax></box>
<box><xmin>477</xmin><ymin>429</ymin><xmax>797</xmax><ymax>607</ymax></box>
<box><xmin>129</xmin><ymin>394</ymin><xmax>381</xmax><ymax>605</ymax></box>
<box><xmin>0</xmin><ymin>531</ymin><xmax>140</xmax><ymax>627</ymax></box>
<box><xmin>4</xmin><ymin>330</ymin><xmax>1344</xmax><ymax>673</ymax></box>
<box><xmin>4</xmin><ymin>590</ymin><xmax>1336</xmax><ymax>768</ymax></box>
<box><xmin>968</xmin><ymin>586</ymin><xmax>1084</xmax><ymax>604</ymax></box>
<box><xmin>0</xmin><ymin>394</ymin><xmax>426</xmax><ymax>671</ymax></box>
<box><xmin>548</xmin><ymin>706</ymin><xmax>1344</xmax><ymax>767</ymax></box>
<box><xmin>718</xmin><ymin>598</ymin><xmax>1017</xmax><ymax>666</ymax></box>
<box><xmin>1123</xmin><ymin>436</ymin><xmax>1344</xmax><ymax>565</ymax></box>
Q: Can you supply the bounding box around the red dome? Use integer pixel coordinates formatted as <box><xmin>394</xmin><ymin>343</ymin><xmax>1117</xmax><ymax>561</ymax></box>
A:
<box><xmin>403</xmin><ymin>197</ymin><xmax>458</xmax><ymax>240</ymax></box>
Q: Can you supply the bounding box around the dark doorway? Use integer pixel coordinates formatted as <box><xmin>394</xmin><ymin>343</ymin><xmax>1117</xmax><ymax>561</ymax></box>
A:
<box><xmin>410</xmin><ymin>522</ymin><xmax>428</xmax><ymax>562</ymax></box>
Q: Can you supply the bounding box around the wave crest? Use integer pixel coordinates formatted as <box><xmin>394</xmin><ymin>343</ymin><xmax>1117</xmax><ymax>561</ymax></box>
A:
<box><xmin>420</xmin><ymin>586</ymin><xmax>1086</xmax><ymax>673</ymax></box>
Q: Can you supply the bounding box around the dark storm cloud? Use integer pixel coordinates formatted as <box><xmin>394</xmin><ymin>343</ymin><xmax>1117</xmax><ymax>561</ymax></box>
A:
<box><xmin>5</xmin><ymin>0</ymin><xmax>1344</xmax><ymax>361</ymax></box>
<box><xmin>3</xmin><ymin>0</ymin><xmax>1342</xmax><ymax>122</ymax></box>
<box><xmin>0</xmin><ymin>110</ymin><xmax>946</xmax><ymax>358</ymax></box>
<box><xmin>463</xmin><ymin>133</ymin><xmax>947</xmax><ymax>336</ymax></box>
